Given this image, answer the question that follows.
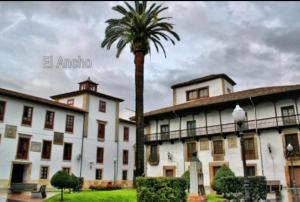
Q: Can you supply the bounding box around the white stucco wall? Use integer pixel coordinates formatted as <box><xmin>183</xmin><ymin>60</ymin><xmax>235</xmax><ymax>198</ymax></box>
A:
<box><xmin>0</xmin><ymin>95</ymin><xmax>84</xmax><ymax>188</ymax></box>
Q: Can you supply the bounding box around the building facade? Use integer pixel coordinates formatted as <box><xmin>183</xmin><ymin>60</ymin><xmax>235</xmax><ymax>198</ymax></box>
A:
<box><xmin>144</xmin><ymin>74</ymin><xmax>300</xmax><ymax>193</ymax></box>
<box><xmin>0</xmin><ymin>78</ymin><xmax>136</xmax><ymax>189</ymax></box>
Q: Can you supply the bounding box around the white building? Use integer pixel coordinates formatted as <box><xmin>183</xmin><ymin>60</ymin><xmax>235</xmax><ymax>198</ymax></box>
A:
<box><xmin>0</xmin><ymin>78</ymin><xmax>136</xmax><ymax>189</ymax></box>
<box><xmin>144</xmin><ymin>74</ymin><xmax>300</xmax><ymax>194</ymax></box>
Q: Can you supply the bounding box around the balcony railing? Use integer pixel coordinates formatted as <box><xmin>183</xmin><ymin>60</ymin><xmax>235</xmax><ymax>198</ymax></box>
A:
<box><xmin>145</xmin><ymin>114</ymin><xmax>299</xmax><ymax>143</ymax></box>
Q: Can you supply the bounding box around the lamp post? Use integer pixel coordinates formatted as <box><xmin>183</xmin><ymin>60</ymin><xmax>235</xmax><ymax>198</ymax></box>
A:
<box><xmin>113</xmin><ymin>158</ymin><xmax>117</xmax><ymax>185</ymax></box>
<box><xmin>232</xmin><ymin>104</ymin><xmax>250</xmax><ymax>202</ymax></box>
<box><xmin>287</xmin><ymin>143</ymin><xmax>299</xmax><ymax>202</ymax></box>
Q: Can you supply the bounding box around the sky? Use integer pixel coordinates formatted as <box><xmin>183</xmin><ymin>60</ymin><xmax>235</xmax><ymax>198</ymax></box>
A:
<box><xmin>1</xmin><ymin>1</ymin><xmax>300</xmax><ymax>112</ymax></box>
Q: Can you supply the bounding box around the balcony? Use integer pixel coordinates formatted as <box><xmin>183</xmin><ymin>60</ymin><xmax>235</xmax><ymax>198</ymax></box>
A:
<box><xmin>145</xmin><ymin>114</ymin><xmax>300</xmax><ymax>143</ymax></box>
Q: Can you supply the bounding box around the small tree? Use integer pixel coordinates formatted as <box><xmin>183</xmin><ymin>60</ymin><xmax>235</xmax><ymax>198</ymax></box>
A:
<box><xmin>211</xmin><ymin>165</ymin><xmax>235</xmax><ymax>194</ymax></box>
<box><xmin>51</xmin><ymin>171</ymin><xmax>73</xmax><ymax>201</ymax></box>
<box><xmin>181</xmin><ymin>170</ymin><xmax>190</xmax><ymax>192</ymax></box>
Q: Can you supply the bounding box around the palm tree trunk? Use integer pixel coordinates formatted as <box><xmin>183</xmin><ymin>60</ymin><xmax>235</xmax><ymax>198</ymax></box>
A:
<box><xmin>134</xmin><ymin>51</ymin><xmax>145</xmax><ymax>178</ymax></box>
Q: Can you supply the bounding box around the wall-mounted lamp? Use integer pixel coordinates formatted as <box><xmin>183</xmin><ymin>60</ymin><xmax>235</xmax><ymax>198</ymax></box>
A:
<box><xmin>267</xmin><ymin>143</ymin><xmax>272</xmax><ymax>154</ymax></box>
<box><xmin>168</xmin><ymin>152</ymin><xmax>173</xmax><ymax>161</ymax></box>
<box><xmin>89</xmin><ymin>162</ymin><xmax>95</xmax><ymax>169</ymax></box>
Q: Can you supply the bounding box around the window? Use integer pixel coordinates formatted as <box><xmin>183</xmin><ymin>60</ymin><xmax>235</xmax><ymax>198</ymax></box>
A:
<box><xmin>62</xmin><ymin>167</ymin><xmax>70</xmax><ymax>174</ymax></box>
<box><xmin>199</xmin><ymin>87</ymin><xmax>209</xmax><ymax>97</ymax></box>
<box><xmin>213</xmin><ymin>140</ymin><xmax>224</xmax><ymax>155</ymax></box>
<box><xmin>40</xmin><ymin>166</ymin><xmax>49</xmax><ymax>179</ymax></box>
<box><xmin>96</xmin><ymin>169</ymin><xmax>103</xmax><ymax>180</ymax></box>
<box><xmin>99</xmin><ymin>101</ymin><xmax>106</xmax><ymax>112</ymax></box>
<box><xmin>282</xmin><ymin>106</ymin><xmax>296</xmax><ymax>125</ymax></box>
<box><xmin>97</xmin><ymin>147</ymin><xmax>104</xmax><ymax>164</ymax></box>
<box><xmin>0</xmin><ymin>101</ymin><xmax>6</xmax><ymax>122</ymax></box>
<box><xmin>67</xmin><ymin>99</ymin><xmax>74</xmax><ymax>106</ymax></box>
<box><xmin>65</xmin><ymin>115</ymin><xmax>74</xmax><ymax>133</ymax></box>
<box><xmin>245</xmin><ymin>165</ymin><xmax>256</xmax><ymax>176</ymax></box>
<box><xmin>244</xmin><ymin>137</ymin><xmax>255</xmax><ymax>160</ymax></box>
<box><xmin>124</xmin><ymin>127</ymin><xmax>129</xmax><ymax>142</ymax></box>
<box><xmin>161</xmin><ymin>124</ymin><xmax>169</xmax><ymax>140</ymax></box>
<box><xmin>186</xmin><ymin>87</ymin><xmax>209</xmax><ymax>101</ymax></box>
<box><xmin>98</xmin><ymin>122</ymin><xmax>105</xmax><ymax>140</ymax></box>
<box><xmin>285</xmin><ymin>134</ymin><xmax>300</xmax><ymax>156</ymax></box>
<box><xmin>44</xmin><ymin>111</ymin><xmax>55</xmax><ymax>129</ymax></box>
<box><xmin>227</xmin><ymin>88</ymin><xmax>231</xmax><ymax>93</ymax></box>
<box><xmin>213</xmin><ymin>166</ymin><xmax>221</xmax><ymax>177</ymax></box>
<box><xmin>122</xmin><ymin>170</ymin><xmax>128</xmax><ymax>180</ymax></box>
<box><xmin>149</xmin><ymin>145</ymin><xmax>158</xmax><ymax>162</ymax></box>
<box><xmin>63</xmin><ymin>143</ymin><xmax>72</xmax><ymax>161</ymax></box>
<box><xmin>123</xmin><ymin>150</ymin><xmax>129</xmax><ymax>165</ymax></box>
<box><xmin>16</xmin><ymin>137</ymin><xmax>30</xmax><ymax>160</ymax></box>
<box><xmin>41</xmin><ymin>140</ymin><xmax>52</xmax><ymax>160</ymax></box>
<box><xmin>187</xmin><ymin>90</ymin><xmax>198</xmax><ymax>101</ymax></box>
<box><xmin>22</xmin><ymin>106</ymin><xmax>33</xmax><ymax>126</ymax></box>
<box><xmin>187</xmin><ymin>142</ymin><xmax>196</xmax><ymax>161</ymax></box>
<box><xmin>187</xmin><ymin>120</ymin><xmax>196</xmax><ymax>136</ymax></box>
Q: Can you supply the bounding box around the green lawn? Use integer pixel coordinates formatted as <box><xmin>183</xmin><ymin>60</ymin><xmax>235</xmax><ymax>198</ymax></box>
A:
<box><xmin>207</xmin><ymin>194</ymin><xmax>226</xmax><ymax>202</ymax></box>
<box><xmin>45</xmin><ymin>189</ymin><xmax>224</xmax><ymax>202</ymax></box>
<box><xmin>45</xmin><ymin>189</ymin><xmax>137</xmax><ymax>202</ymax></box>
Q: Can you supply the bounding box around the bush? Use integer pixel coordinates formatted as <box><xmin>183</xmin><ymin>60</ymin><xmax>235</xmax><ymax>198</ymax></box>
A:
<box><xmin>136</xmin><ymin>177</ymin><xmax>187</xmax><ymax>202</ymax></box>
<box><xmin>181</xmin><ymin>171</ymin><xmax>190</xmax><ymax>192</ymax></box>
<box><xmin>211</xmin><ymin>165</ymin><xmax>235</xmax><ymax>194</ymax></box>
<box><xmin>222</xmin><ymin>176</ymin><xmax>267</xmax><ymax>201</ymax></box>
<box><xmin>89</xmin><ymin>182</ymin><xmax>122</xmax><ymax>191</ymax></box>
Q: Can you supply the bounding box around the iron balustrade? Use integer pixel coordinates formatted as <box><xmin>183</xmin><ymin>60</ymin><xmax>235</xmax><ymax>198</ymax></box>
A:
<box><xmin>145</xmin><ymin>114</ymin><xmax>300</xmax><ymax>143</ymax></box>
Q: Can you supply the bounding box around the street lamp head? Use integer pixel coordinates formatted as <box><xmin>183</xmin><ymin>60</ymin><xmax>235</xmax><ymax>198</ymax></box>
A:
<box><xmin>232</xmin><ymin>104</ymin><xmax>246</xmax><ymax>123</ymax></box>
<box><xmin>287</xmin><ymin>143</ymin><xmax>294</xmax><ymax>152</ymax></box>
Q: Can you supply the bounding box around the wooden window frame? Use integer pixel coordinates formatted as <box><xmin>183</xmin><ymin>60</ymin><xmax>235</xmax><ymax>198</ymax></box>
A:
<box><xmin>123</xmin><ymin>150</ymin><xmax>129</xmax><ymax>165</ymax></box>
<box><xmin>281</xmin><ymin>105</ymin><xmax>296</xmax><ymax>125</ymax></box>
<box><xmin>97</xmin><ymin>122</ymin><xmax>106</xmax><ymax>141</ymax></box>
<box><xmin>16</xmin><ymin>136</ymin><xmax>30</xmax><ymax>160</ymax></box>
<box><xmin>65</xmin><ymin>115</ymin><xmax>74</xmax><ymax>133</ymax></box>
<box><xmin>243</xmin><ymin>136</ymin><xmax>256</xmax><ymax>160</ymax></box>
<box><xmin>187</xmin><ymin>120</ymin><xmax>196</xmax><ymax>136</ymax></box>
<box><xmin>161</xmin><ymin>124</ymin><xmax>170</xmax><ymax>140</ymax></box>
<box><xmin>40</xmin><ymin>166</ymin><xmax>49</xmax><ymax>180</ymax></box>
<box><xmin>99</xmin><ymin>100</ymin><xmax>106</xmax><ymax>113</ymax></box>
<box><xmin>186</xmin><ymin>87</ymin><xmax>209</xmax><ymax>101</ymax></box>
<box><xmin>62</xmin><ymin>167</ymin><xmax>71</xmax><ymax>174</ymax></box>
<box><xmin>163</xmin><ymin>166</ymin><xmax>176</xmax><ymax>177</ymax></box>
<box><xmin>122</xmin><ymin>170</ymin><xmax>128</xmax><ymax>180</ymax></box>
<box><xmin>95</xmin><ymin>168</ymin><xmax>103</xmax><ymax>180</ymax></box>
<box><xmin>186</xmin><ymin>142</ymin><xmax>197</xmax><ymax>162</ymax></box>
<box><xmin>21</xmin><ymin>106</ymin><xmax>33</xmax><ymax>126</ymax></box>
<box><xmin>245</xmin><ymin>164</ymin><xmax>257</xmax><ymax>177</ymax></box>
<box><xmin>123</xmin><ymin>126</ymin><xmax>129</xmax><ymax>142</ymax></box>
<box><xmin>44</xmin><ymin>110</ymin><xmax>55</xmax><ymax>130</ymax></box>
<box><xmin>63</xmin><ymin>142</ymin><xmax>72</xmax><ymax>161</ymax></box>
<box><xmin>41</xmin><ymin>140</ymin><xmax>52</xmax><ymax>160</ymax></box>
<box><xmin>284</xmin><ymin>133</ymin><xmax>300</xmax><ymax>158</ymax></box>
<box><xmin>96</xmin><ymin>147</ymin><xmax>104</xmax><ymax>164</ymax></box>
<box><xmin>0</xmin><ymin>100</ymin><xmax>6</xmax><ymax>122</ymax></box>
<box><xmin>212</xmin><ymin>139</ymin><xmax>224</xmax><ymax>155</ymax></box>
<box><xmin>67</xmin><ymin>99</ymin><xmax>74</xmax><ymax>106</ymax></box>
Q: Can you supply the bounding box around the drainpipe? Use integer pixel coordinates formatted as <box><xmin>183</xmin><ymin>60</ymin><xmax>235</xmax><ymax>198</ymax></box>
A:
<box><xmin>249</xmin><ymin>97</ymin><xmax>264</xmax><ymax>176</ymax></box>
<box><xmin>79</xmin><ymin>112</ymin><xmax>86</xmax><ymax>178</ymax></box>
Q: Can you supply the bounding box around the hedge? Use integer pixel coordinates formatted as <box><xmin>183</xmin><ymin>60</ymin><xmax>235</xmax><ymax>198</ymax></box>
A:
<box><xmin>136</xmin><ymin>177</ymin><xmax>187</xmax><ymax>202</ymax></box>
<box><xmin>222</xmin><ymin>176</ymin><xmax>267</xmax><ymax>201</ymax></box>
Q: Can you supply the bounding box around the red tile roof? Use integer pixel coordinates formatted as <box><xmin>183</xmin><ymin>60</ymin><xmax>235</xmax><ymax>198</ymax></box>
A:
<box><xmin>0</xmin><ymin>88</ymin><xmax>86</xmax><ymax>113</ymax></box>
<box><xmin>145</xmin><ymin>84</ymin><xmax>300</xmax><ymax>118</ymax></box>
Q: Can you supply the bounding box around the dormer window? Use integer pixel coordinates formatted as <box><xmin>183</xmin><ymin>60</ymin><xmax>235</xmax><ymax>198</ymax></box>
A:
<box><xmin>186</xmin><ymin>87</ymin><xmax>209</xmax><ymax>101</ymax></box>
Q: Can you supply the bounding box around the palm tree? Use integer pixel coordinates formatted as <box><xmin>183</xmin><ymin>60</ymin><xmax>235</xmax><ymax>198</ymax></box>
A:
<box><xmin>101</xmin><ymin>1</ymin><xmax>180</xmax><ymax>178</ymax></box>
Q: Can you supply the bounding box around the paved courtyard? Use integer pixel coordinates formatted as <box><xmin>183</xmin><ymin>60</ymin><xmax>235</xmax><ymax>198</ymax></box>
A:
<box><xmin>0</xmin><ymin>191</ymin><xmax>56</xmax><ymax>202</ymax></box>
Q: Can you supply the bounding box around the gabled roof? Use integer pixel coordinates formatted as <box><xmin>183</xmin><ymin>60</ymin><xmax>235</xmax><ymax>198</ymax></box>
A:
<box><xmin>144</xmin><ymin>84</ymin><xmax>300</xmax><ymax>119</ymax></box>
<box><xmin>51</xmin><ymin>90</ymin><xmax>124</xmax><ymax>102</ymax></box>
<box><xmin>0</xmin><ymin>88</ymin><xmax>86</xmax><ymax>113</ymax></box>
<box><xmin>171</xmin><ymin>73</ymin><xmax>236</xmax><ymax>89</ymax></box>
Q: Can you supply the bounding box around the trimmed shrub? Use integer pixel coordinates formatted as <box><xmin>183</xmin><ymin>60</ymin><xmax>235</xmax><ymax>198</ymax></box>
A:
<box><xmin>136</xmin><ymin>177</ymin><xmax>187</xmax><ymax>202</ymax></box>
<box><xmin>181</xmin><ymin>170</ymin><xmax>190</xmax><ymax>192</ymax></box>
<box><xmin>89</xmin><ymin>182</ymin><xmax>122</xmax><ymax>191</ymax></box>
<box><xmin>222</xmin><ymin>176</ymin><xmax>267</xmax><ymax>201</ymax></box>
<box><xmin>211</xmin><ymin>165</ymin><xmax>235</xmax><ymax>194</ymax></box>
<box><xmin>50</xmin><ymin>171</ymin><xmax>72</xmax><ymax>201</ymax></box>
